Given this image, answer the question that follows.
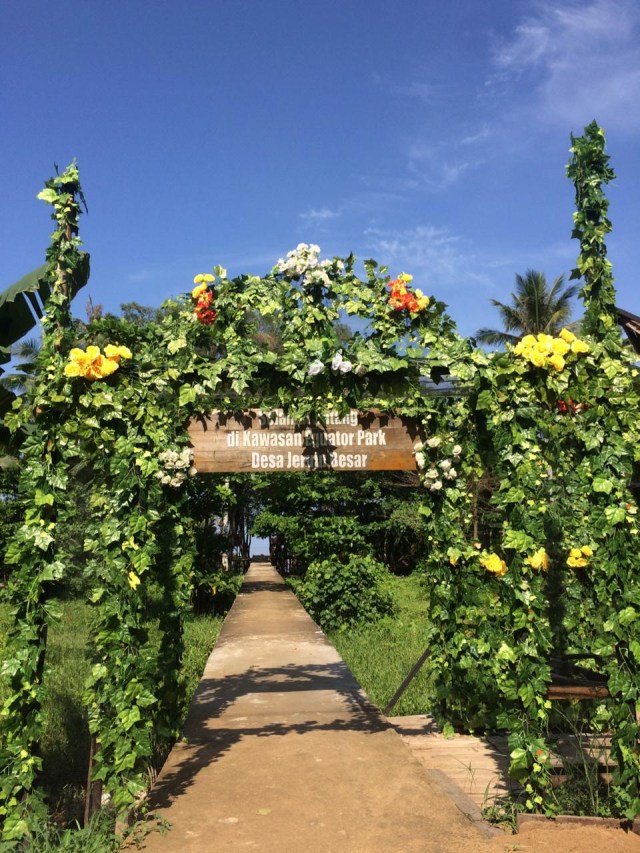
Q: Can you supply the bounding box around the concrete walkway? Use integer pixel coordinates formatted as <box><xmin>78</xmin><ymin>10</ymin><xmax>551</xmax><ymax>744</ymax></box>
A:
<box><xmin>140</xmin><ymin>562</ymin><xmax>496</xmax><ymax>852</ymax></box>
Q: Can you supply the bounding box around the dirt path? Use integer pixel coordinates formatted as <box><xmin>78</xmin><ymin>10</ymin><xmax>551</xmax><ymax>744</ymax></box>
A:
<box><xmin>139</xmin><ymin>562</ymin><xmax>639</xmax><ymax>853</ymax></box>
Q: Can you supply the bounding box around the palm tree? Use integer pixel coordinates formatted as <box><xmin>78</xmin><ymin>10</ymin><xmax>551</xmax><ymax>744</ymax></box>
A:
<box><xmin>0</xmin><ymin>337</ymin><xmax>41</xmax><ymax>395</ymax></box>
<box><xmin>476</xmin><ymin>270</ymin><xmax>577</xmax><ymax>347</ymax></box>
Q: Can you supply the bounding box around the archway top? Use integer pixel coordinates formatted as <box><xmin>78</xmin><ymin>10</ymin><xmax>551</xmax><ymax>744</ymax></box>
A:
<box><xmin>116</xmin><ymin>243</ymin><xmax>479</xmax><ymax>421</ymax></box>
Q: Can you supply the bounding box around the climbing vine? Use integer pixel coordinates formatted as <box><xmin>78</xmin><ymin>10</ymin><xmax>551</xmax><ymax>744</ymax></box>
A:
<box><xmin>1</xmin><ymin>164</ymin><xmax>90</xmax><ymax>840</ymax></box>
<box><xmin>566</xmin><ymin>120</ymin><xmax>618</xmax><ymax>340</ymax></box>
<box><xmin>419</xmin><ymin>124</ymin><xmax>640</xmax><ymax>818</ymax></box>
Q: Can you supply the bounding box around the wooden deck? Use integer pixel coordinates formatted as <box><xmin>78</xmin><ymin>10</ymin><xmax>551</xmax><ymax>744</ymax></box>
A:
<box><xmin>389</xmin><ymin>715</ymin><xmax>616</xmax><ymax>812</ymax></box>
<box><xmin>388</xmin><ymin>715</ymin><xmax>518</xmax><ymax>811</ymax></box>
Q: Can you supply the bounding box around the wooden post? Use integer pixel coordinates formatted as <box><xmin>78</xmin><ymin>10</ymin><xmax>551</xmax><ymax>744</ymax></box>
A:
<box><xmin>383</xmin><ymin>647</ymin><xmax>431</xmax><ymax>716</ymax></box>
<box><xmin>83</xmin><ymin>735</ymin><xmax>103</xmax><ymax>825</ymax></box>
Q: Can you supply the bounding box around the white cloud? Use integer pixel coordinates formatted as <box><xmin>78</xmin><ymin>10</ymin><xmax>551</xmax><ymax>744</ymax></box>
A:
<box><xmin>373</xmin><ymin>71</ymin><xmax>447</xmax><ymax>105</ymax></box>
<box><xmin>460</xmin><ymin>126</ymin><xmax>491</xmax><ymax>146</ymax></box>
<box><xmin>362</xmin><ymin>224</ymin><xmax>509</xmax><ymax>336</ymax></box>
<box><xmin>299</xmin><ymin>207</ymin><xmax>341</xmax><ymax>223</ymax></box>
<box><xmin>388</xmin><ymin>80</ymin><xmax>443</xmax><ymax>104</ymax></box>
<box><xmin>364</xmin><ymin>224</ymin><xmax>494</xmax><ymax>291</ymax></box>
<box><xmin>126</xmin><ymin>268</ymin><xmax>155</xmax><ymax>283</ymax></box>
<box><xmin>492</xmin><ymin>23</ymin><xmax>551</xmax><ymax>73</ymax></box>
<box><xmin>406</xmin><ymin>143</ymin><xmax>473</xmax><ymax>192</ymax></box>
<box><xmin>490</xmin><ymin>0</ymin><xmax>640</xmax><ymax>133</ymax></box>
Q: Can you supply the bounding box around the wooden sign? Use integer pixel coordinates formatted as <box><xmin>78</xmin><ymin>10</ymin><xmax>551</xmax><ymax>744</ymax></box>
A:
<box><xmin>188</xmin><ymin>410</ymin><xmax>424</xmax><ymax>473</ymax></box>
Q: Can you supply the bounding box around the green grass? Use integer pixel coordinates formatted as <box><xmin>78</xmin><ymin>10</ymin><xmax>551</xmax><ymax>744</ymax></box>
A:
<box><xmin>328</xmin><ymin>573</ymin><xmax>436</xmax><ymax>716</ymax></box>
<box><xmin>0</xmin><ymin>600</ymin><xmax>223</xmax><ymax>824</ymax></box>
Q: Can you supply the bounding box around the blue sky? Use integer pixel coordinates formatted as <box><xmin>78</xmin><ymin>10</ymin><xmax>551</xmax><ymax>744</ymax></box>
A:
<box><xmin>2</xmin><ymin>0</ymin><xmax>639</xmax><ymax>340</ymax></box>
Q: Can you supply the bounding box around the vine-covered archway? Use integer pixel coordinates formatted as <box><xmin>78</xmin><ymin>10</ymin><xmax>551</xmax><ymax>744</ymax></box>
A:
<box><xmin>0</xmin><ymin>166</ymin><xmax>474</xmax><ymax>841</ymax></box>
<box><xmin>1</xmin><ymin>122</ymin><xmax>638</xmax><ymax>845</ymax></box>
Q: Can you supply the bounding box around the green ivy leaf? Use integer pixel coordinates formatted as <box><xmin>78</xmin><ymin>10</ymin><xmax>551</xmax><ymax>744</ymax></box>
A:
<box><xmin>509</xmin><ymin>747</ymin><xmax>531</xmax><ymax>781</ymax></box>
<box><xmin>503</xmin><ymin>528</ymin><xmax>535</xmax><ymax>553</ymax></box>
<box><xmin>36</xmin><ymin>188</ymin><xmax>58</xmax><ymax>204</ymax></box>
<box><xmin>34</xmin><ymin>489</ymin><xmax>54</xmax><ymax>507</ymax></box>
<box><xmin>179</xmin><ymin>386</ymin><xmax>197</xmax><ymax>407</ymax></box>
<box><xmin>604</xmin><ymin>505</ymin><xmax>626</xmax><ymax>525</ymax></box>
<box><xmin>592</xmin><ymin>476</ymin><xmax>613</xmax><ymax>494</ymax></box>
<box><xmin>32</xmin><ymin>529</ymin><xmax>53</xmax><ymax>551</ymax></box>
<box><xmin>618</xmin><ymin>607</ymin><xmax>638</xmax><ymax>627</ymax></box>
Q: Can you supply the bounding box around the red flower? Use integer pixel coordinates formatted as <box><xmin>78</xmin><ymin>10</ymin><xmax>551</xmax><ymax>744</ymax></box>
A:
<box><xmin>195</xmin><ymin>290</ymin><xmax>217</xmax><ymax>325</ymax></box>
<box><xmin>388</xmin><ymin>278</ymin><xmax>421</xmax><ymax>313</ymax></box>
<box><xmin>555</xmin><ymin>398</ymin><xmax>585</xmax><ymax>415</ymax></box>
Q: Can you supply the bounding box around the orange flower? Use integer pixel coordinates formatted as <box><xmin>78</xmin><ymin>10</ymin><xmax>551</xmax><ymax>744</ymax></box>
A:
<box><xmin>388</xmin><ymin>276</ymin><xmax>427</xmax><ymax>313</ymax></box>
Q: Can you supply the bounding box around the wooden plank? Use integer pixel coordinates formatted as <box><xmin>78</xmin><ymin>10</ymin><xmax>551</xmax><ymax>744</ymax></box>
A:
<box><xmin>547</xmin><ymin>684</ymin><xmax>610</xmax><ymax>699</ymax></box>
<box><xmin>188</xmin><ymin>409</ymin><xmax>425</xmax><ymax>473</ymax></box>
<box><xmin>389</xmin><ymin>715</ymin><xmax>620</xmax><ymax>811</ymax></box>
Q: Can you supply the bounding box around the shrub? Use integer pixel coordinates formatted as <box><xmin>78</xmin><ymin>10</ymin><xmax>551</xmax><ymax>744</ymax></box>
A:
<box><xmin>295</xmin><ymin>554</ymin><xmax>394</xmax><ymax>631</ymax></box>
<box><xmin>191</xmin><ymin>567</ymin><xmax>242</xmax><ymax>615</ymax></box>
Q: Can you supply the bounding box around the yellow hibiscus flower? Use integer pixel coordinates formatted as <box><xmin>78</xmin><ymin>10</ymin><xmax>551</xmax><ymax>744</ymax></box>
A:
<box><xmin>548</xmin><ymin>354</ymin><xmax>565</xmax><ymax>372</ymax></box>
<box><xmin>65</xmin><ymin>345</ymin><xmax>127</xmax><ymax>380</ymax></box>
<box><xmin>567</xmin><ymin>545</ymin><xmax>591</xmax><ymax>569</ymax></box>
<box><xmin>414</xmin><ymin>289</ymin><xmax>430</xmax><ymax>310</ymax></box>
<box><xmin>525</xmin><ymin>548</ymin><xmax>549</xmax><ymax>571</ymax></box>
<box><xmin>63</xmin><ymin>361</ymin><xmax>83</xmax><ymax>377</ymax></box>
<box><xmin>104</xmin><ymin>344</ymin><xmax>132</xmax><ymax>361</ymax></box>
<box><xmin>192</xmin><ymin>282</ymin><xmax>209</xmax><ymax>299</ymax></box>
<box><xmin>480</xmin><ymin>553</ymin><xmax>508</xmax><ymax>576</ymax></box>
<box><xmin>571</xmin><ymin>339</ymin><xmax>590</xmax><ymax>354</ymax></box>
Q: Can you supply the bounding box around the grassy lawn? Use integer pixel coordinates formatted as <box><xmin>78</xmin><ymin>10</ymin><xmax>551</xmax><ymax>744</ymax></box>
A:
<box><xmin>328</xmin><ymin>573</ymin><xmax>435</xmax><ymax>716</ymax></box>
<box><xmin>0</xmin><ymin>600</ymin><xmax>222</xmax><ymax>820</ymax></box>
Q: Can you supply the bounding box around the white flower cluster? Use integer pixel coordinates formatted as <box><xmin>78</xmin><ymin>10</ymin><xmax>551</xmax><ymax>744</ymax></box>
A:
<box><xmin>414</xmin><ymin>438</ymin><xmax>462</xmax><ymax>492</ymax></box>
<box><xmin>156</xmin><ymin>447</ymin><xmax>197</xmax><ymax>488</ymax></box>
<box><xmin>276</xmin><ymin>243</ymin><xmax>344</xmax><ymax>285</ymax></box>
<box><xmin>331</xmin><ymin>351</ymin><xmax>353</xmax><ymax>373</ymax></box>
<box><xmin>308</xmin><ymin>351</ymin><xmax>362</xmax><ymax>378</ymax></box>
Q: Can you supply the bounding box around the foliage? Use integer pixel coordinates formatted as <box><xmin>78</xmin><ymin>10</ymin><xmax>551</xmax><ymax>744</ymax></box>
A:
<box><xmin>419</xmin><ymin>124</ymin><xmax>640</xmax><ymax>819</ymax></box>
<box><xmin>19</xmin><ymin>809</ymin><xmax>122</xmax><ymax>853</ymax></box>
<box><xmin>476</xmin><ymin>270</ymin><xmax>577</xmax><ymax>347</ymax></box>
<box><xmin>0</xmin><ymin>460</ymin><xmax>21</xmax><ymax>585</ymax></box>
<box><xmin>0</xmin><ymin>337</ymin><xmax>41</xmax><ymax>396</ymax></box>
<box><xmin>0</xmin><ymin>163</ymin><xmax>90</xmax><ymax>843</ymax></box>
<box><xmin>191</xmin><ymin>568</ymin><xmax>243</xmax><ymax>616</ymax></box>
<box><xmin>329</xmin><ymin>573</ymin><xmax>435</xmax><ymax>714</ymax></box>
<box><xmin>566</xmin><ymin>120</ymin><xmax>618</xmax><ymax>340</ymax></box>
<box><xmin>0</xmin><ymin>598</ymin><xmax>221</xmax><ymax>842</ymax></box>
<box><xmin>293</xmin><ymin>554</ymin><xmax>394</xmax><ymax>631</ymax></box>
<box><xmin>256</xmin><ymin>510</ymin><xmax>369</xmax><ymax>568</ymax></box>
<box><xmin>252</xmin><ymin>470</ymin><xmax>430</xmax><ymax>575</ymax></box>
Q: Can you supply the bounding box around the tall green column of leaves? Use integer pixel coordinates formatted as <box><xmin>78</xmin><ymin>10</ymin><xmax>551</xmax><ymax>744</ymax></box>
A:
<box><xmin>69</xmin><ymin>318</ymin><xmax>198</xmax><ymax>812</ymax></box>
<box><xmin>0</xmin><ymin>164</ymin><xmax>88</xmax><ymax>843</ymax></box>
<box><xmin>564</xmin><ymin>122</ymin><xmax>640</xmax><ymax>818</ymax></box>
<box><xmin>419</xmin><ymin>123</ymin><xmax>639</xmax><ymax>818</ymax></box>
<box><xmin>566</xmin><ymin>121</ymin><xmax>618</xmax><ymax>341</ymax></box>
